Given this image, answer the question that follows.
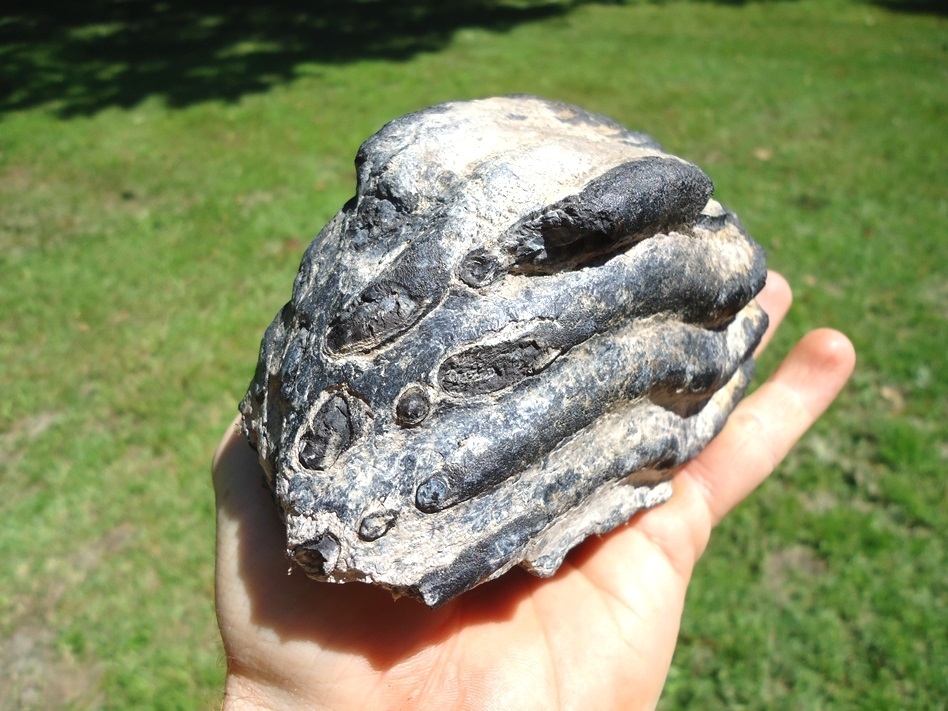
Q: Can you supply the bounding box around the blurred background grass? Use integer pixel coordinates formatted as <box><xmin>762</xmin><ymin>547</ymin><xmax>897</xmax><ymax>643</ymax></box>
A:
<box><xmin>1</xmin><ymin>0</ymin><xmax>945</xmax><ymax>708</ymax></box>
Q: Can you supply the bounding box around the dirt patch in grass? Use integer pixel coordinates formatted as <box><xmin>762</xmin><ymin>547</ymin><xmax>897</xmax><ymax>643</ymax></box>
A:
<box><xmin>0</xmin><ymin>523</ymin><xmax>135</xmax><ymax>709</ymax></box>
<box><xmin>0</xmin><ymin>625</ymin><xmax>104</xmax><ymax>710</ymax></box>
<box><xmin>763</xmin><ymin>545</ymin><xmax>828</xmax><ymax>605</ymax></box>
<box><xmin>0</xmin><ymin>411</ymin><xmax>61</xmax><ymax>479</ymax></box>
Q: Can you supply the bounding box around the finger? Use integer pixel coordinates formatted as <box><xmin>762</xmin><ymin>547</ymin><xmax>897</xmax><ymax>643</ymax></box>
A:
<box><xmin>679</xmin><ymin>328</ymin><xmax>855</xmax><ymax>529</ymax></box>
<box><xmin>753</xmin><ymin>270</ymin><xmax>793</xmax><ymax>355</ymax></box>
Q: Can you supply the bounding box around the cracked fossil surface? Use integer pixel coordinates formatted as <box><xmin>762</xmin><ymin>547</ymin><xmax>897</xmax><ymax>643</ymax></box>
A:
<box><xmin>240</xmin><ymin>96</ymin><xmax>768</xmax><ymax>607</ymax></box>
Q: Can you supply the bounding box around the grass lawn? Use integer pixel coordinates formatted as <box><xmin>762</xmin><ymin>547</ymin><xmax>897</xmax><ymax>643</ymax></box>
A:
<box><xmin>1</xmin><ymin>0</ymin><xmax>945</xmax><ymax>707</ymax></box>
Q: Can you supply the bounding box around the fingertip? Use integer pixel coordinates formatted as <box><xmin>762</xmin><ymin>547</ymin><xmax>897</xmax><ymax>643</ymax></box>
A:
<box><xmin>781</xmin><ymin>329</ymin><xmax>856</xmax><ymax>411</ymax></box>
<box><xmin>801</xmin><ymin>328</ymin><xmax>856</xmax><ymax>374</ymax></box>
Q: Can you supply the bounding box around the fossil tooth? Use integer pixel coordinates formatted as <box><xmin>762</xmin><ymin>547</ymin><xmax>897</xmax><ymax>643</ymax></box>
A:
<box><xmin>240</xmin><ymin>96</ymin><xmax>768</xmax><ymax>607</ymax></box>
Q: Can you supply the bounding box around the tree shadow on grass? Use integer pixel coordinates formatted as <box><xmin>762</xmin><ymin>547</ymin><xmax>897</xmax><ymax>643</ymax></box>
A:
<box><xmin>1</xmin><ymin>0</ymin><xmax>586</xmax><ymax>117</ymax></box>
<box><xmin>865</xmin><ymin>0</ymin><xmax>948</xmax><ymax>15</ymax></box>
<box><xmin>9</xmin><ymin>0</ymin><xmax>928</xmax><ymax>118</ymax></box>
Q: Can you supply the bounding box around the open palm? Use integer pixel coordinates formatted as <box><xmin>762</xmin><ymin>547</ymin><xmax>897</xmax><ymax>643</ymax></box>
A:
<box><xmin>212</xmin><ymin>272</ymin><xmax>854</xmax><ymax>711</ymax></box>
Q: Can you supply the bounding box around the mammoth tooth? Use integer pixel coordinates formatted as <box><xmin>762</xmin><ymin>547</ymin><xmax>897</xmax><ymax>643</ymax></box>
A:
<box><xmin>240</xmin><ymin>95</ymin><xmax>770</xmax><ymax>607</ymax></box>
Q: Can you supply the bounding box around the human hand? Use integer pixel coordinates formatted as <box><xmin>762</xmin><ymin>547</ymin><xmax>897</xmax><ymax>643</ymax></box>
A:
<box><xmin>212</xmin><ymin>270</ymin><xmax>855</xmax><ymax>711</ymax></box>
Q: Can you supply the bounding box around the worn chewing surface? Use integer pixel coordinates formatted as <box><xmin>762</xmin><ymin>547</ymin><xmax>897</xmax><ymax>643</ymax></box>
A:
<box><xmin>240</xmin><ymin>96</ymin><xmax>768</xmax><ymax>606</ymax></box>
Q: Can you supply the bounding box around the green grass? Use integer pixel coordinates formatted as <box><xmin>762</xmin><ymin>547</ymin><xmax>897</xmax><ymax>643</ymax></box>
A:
<box><xmin>1</xmin><ymin>1</ymin><xmax>945</xmax><ymax>707</ymax></box>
